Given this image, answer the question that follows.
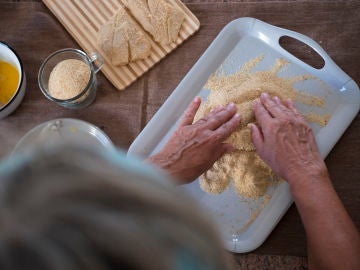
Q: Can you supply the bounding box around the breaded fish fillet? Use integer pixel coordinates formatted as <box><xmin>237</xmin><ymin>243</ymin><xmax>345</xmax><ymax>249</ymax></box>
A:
<box><xmin>123</xmin><ymin>0</ymin><xmax>185</xmax><ymax>45</ymax></box>
<box><xmin>97</xmin><ymin>6</ymin><xmax>151</xmax><ymax>66</ymax></box>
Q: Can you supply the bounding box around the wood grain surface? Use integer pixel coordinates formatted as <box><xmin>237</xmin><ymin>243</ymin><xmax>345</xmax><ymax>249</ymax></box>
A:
<box><xmin>42</xmin><ymin>0</ymin><xmax>200</xmax><ymax>90</ymax></box>
<box><xmin>0</xmin><ymin>1</ymin><xmax>359</xmax><ymax>269</ymax></box>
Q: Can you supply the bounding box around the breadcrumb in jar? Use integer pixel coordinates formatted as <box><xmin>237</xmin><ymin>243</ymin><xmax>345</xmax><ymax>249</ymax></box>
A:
<box><xmin>48</xmin><ymin>59</ymin><xmax>90</xmax><ymax>100</ymax></box>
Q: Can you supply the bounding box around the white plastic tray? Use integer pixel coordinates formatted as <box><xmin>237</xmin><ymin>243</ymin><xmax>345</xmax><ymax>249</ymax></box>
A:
<box><xmin>128</xmin><ymin>18</ymin><xmax>360</xmax><ymax>253</ymax></box>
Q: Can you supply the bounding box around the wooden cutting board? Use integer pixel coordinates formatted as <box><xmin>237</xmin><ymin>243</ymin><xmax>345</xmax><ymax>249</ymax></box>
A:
<box><xmin>42</xmin><ymin>0</ymin><xmax>200</xmax><ymax>90</ymax></box>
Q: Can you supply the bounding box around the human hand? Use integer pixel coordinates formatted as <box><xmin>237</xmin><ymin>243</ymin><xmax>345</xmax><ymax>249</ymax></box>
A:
<box><xmin>249</xmin><ymin>93</ymin><xmax>328</xmax><ymax>185</ymax></box>
<box><xmin>147</xmin><ymin>96</ymin><xmax>240</xmax><ymax>184</ymax></box>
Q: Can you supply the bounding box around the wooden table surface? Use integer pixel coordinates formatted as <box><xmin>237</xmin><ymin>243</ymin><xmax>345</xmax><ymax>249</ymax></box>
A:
<box><xmin>1</xmin><ymin>0</ymin><xmax>359</xmax><ymax>269</ymax></box>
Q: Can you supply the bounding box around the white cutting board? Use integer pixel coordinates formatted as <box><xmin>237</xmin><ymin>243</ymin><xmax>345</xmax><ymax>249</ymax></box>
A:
<box><xmin>128</xmin><ymin>18</ymin><xmax>360</xmax><ymax>253</ymax></box>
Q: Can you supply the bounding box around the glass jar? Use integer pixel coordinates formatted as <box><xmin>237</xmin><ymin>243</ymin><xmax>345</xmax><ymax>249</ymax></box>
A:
<box><xmin>38</xmin><ymin>48</ymin><xmax>103</xmax><ymax>109</ymax></box>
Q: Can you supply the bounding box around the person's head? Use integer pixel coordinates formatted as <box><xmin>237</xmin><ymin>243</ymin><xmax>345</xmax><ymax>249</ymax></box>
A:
<box><xmin>0</xmin><ymin>145</ymin><xmax>230</xmax><ymax>270</ymax></box>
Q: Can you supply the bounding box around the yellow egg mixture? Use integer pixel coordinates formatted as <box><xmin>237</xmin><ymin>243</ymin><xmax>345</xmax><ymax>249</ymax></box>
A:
<box><xmin>0</xmin><ymin>60</ymin><xmax>19</xmax><ymax>106</ymax></box>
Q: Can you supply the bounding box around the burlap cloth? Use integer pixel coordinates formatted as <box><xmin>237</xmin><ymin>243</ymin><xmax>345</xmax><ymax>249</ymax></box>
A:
<box><xmin>1</xmin><ymin>1</ymin><xmax>359</xmax><ymax>268</ymax></box>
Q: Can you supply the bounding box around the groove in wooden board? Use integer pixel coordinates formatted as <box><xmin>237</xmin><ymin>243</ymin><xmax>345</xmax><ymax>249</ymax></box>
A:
<box><xmin>103</xmin><ymin>0</ymin><xmax>120</xmax><ymax>17</ymax></box>
<box><xmin>128</xmin><ymin>63</ymin><xmax>143</xmax><ymax>77</ymax></box>
<box><xmin>94</xmin><ymin>44</ymin><xmax>128</xmax><ymax>85</ymax></box>
<box><xmin>77</xmin><ymin>1</ymin><xmax>103</xmax><ymax>27</ymax></box>
<box><xmin>179</xmin><ymin>31</ymin><xmax>188</xmax><ymax>40</ymax></box>
<box><xmin>96</xmin><ymin>48</ymin><xmax>138</xmax><ymax>86</ymax></box>
<box><xmin>109</xmin><ymin>0</ymin><xmax>121</xmax><ymax>11</ymax></box>
<box><xmin>72</xmin><ymin>1</ymin><xmax>97</xmax><ymax>32</ymax></box>
<box><xmin>183</xmin><ymin>25</ymin><xmax>194</xmax><ymax>35</ymax></box>
<box><xmin>51</xmin><ymin>1</ymin><xmax>97</xmax><ymax>49</ymax></box>
<box><xmin>47</xmin><ymin>2</ymin><xmax>94</xmax><ymax>51</ymax></box>
<box><xmin>65</xmin><ymin>3</ymin><xmax>98</xmax><ymax>40</ymax></box>
<box><xmin>102</xmin><ymin>56</ymin><xmax>129</xmax><ymax>86</ymax></box>
<box><xmin>93</xmin><ymin>1</ymin><xmax>113</xmax><ymax>21</ymax></box>
<box><xmin>104</xmin><ymin>60</ymin><xmax>131</xmax><ymax>87</ymax></box>
<box><xmin>84</xmin><ymin>1</ymin><xmax>107</xmax><ymax>25</ymax></box>
<box><xmin>135</xmin><ymin>59</ymin><xmax>150</xmax><ymax>72</ymax></box>
<box><xmin>42</xmin><ymin>0</ymin><xmax>200</xmax><ymax>90</ymax></box>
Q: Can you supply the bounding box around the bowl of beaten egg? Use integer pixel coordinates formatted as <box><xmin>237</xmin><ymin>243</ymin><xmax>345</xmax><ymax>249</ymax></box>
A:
<box><xmin>0</xmin><ymin>42</ymin><xmax>26</xmax><ymax>119</ymax></box>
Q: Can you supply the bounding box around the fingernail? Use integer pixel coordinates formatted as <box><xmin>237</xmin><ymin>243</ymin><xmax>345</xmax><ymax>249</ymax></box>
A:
<box><xmin>234</xmin><ymin>113</ymin><xmax>240</xmax><ymax>119</ymax></box>
<box><xmin>227</xmin><ymin>102</ymin><xmax>235</xmax><ymax>109</ymax></box>
<box><xmin>193</xmin><ymin>96</ymin><xmax>201</xmax><ymax>102</ymax></box>
<box><xmin>261</xmin><ymin>93</ymin><xmax>269</xmax><ymax>98</ymax></box>
<box><xmin>273</xmin><ymin>96</ymin><xmax>280</xmax><ymax>104</ymax></box>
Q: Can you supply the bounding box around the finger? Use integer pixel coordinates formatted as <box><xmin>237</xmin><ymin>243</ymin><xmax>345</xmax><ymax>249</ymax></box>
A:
<box><xmin>204</xmin><ymin>103</ymin><xmax>237</xmax><ymax>130</ymax></box>
<box><xmin>196</xmin><ymin>106</ymin><xmax>225</xmax><ymax>125</ymax></box>
<box><xmin>179</xmin><ymin>96</ymin><xmax>201</xmax><ymax>126</ymax></box>
<box><xmin>195</xmin><ymin>105</ymin><xmax>226</xmax><ymax>126</ymax></box>
<box><xmin>202</xmin><ymin>105</ymin><xmax>225</xmax><ymax>121</ymax></box>
<box><xmin>273</xmin><ymin>96</ymin><xmax>296</xmax><ymax>114</ymax></box>
<box><xmin>260</xmin><ymin>93</ymin><xmax>288</xmax><ymax>118</ymax></box>
<box><xmin>285</xmin><ymin>99</ymin><xmax>299</xmax><ymax>114</ymax></box>
<box><xmin>213</xmin><ymin>113</ymin><xmax>241</xmax><ymax>140</ymax></box>
<box><xmin>253</xmin><ymin>99</ymin><xmax>272</xmax><ymax>129</ymax></box>
<box><xmin>285</xmin><ymin>99</ymin><xmax>308</xmax><ymax>122</ymax></box>
<box><xmin>223</xmin><ymin>143</ymin><xmax>236</xmax><ymax>154</ymax></box>
<box><xmin>273</xmin><ymin>96</ymin><xmax>282</xmax><ymax>105</ymax></box>
<box><xmin>248</xmin><ymin>123</ymin><xmax>264</xmax><ymax>153</ymax></box>
<box><xmin>308</xmin><ymin>129</ymin><xmax>320</xmax><ymax>153</ymax></box>
<box><xmin>213</xmin><ymin>143</ymin><xmax>235</xmax><ymax>162</ymax></box>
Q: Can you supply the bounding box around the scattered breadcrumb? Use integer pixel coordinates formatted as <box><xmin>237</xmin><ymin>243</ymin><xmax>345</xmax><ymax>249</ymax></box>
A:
<box><xmin>196</xmin><ymin>55</ymin><xmax>330</xmax><ymax>198</ymax></box>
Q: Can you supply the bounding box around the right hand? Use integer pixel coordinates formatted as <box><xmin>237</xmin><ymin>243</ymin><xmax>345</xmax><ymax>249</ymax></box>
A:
<box><xmin>249</xmin><ymin>93</ymin><xmax>328</xmax><ymax>184</ymax></box>
<box><xmin>147</xmin><ymin>96</ymin><xmax>240</xmax><ymax>184</ymax></box>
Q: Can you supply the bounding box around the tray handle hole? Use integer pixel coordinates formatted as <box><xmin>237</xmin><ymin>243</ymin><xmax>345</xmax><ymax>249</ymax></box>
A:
<box><xmin>279</xmin><ymin>36</ymin><xmax>325</xmax><ymax>70</ymax></box>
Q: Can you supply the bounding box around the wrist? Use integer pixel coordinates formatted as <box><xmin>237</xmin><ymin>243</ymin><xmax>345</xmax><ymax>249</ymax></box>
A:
<box><xmin>146</xmin><ymin>151</ymin><xmax>170</xmax><ymax>170</ymax></box>
<box><xmin>286</xmin><ymin>164</ymin><xmax>330</xmax><ymax>197</ymax></box>
<box><xmin>146</xmin><ymin>151</ymin><xmax>182</xmax><ymax>181</ymax></box>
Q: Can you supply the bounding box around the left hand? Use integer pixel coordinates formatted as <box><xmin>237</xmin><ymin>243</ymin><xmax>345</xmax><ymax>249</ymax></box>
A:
<box><xmin>146</xmin><ymin>96</ymin><xmax>240</xmax><ymax>184</ymax></box>
<box><xmin>249</xmin><ymin>93</ymin><xmax>327</xmax><ymax>185</ymax></box>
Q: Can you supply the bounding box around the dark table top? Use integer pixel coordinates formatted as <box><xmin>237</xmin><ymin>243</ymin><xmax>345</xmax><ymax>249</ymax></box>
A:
<box><xmin>0</xmin><ymin>0</ymin><xmax>359</xmax><ymax>264</ymax></box>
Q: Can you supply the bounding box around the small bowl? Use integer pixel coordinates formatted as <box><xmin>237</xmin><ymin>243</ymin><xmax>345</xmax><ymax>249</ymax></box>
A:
<box><xmin>0</xmin><ymin>41</ymin><xmax>26</xmax><ymax>119</ymax></box>
<box><xmin>12</xmin><ymin>118</ymin><xmax>115</xmax><ymax>155</ymax></box>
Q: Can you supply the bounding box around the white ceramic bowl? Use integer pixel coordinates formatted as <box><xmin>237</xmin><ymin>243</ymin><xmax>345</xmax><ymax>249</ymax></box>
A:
<box><xmin>0</xmin><ymin>42</ymin><xmax>26</xmax><ymax>119</ymax></box>
<box><xmin>12</xmin><ymin>118</ymin><xmax>115</xmax><ymax>155</ymax></box>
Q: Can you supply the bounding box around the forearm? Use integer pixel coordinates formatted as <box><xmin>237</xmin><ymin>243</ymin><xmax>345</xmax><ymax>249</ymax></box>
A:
<box><xmin>288</xmin><ymin>170</ymin><xmax>360</xmax><ymax>270</ymax></box>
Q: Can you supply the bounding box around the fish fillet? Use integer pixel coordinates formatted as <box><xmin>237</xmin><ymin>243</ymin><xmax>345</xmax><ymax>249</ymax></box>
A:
<box><xmin>97</xmin><ymin>6</ymin><xmax>151</xmax><ymax>66</ymax></box>
<box><xmin>97</xmin><ymin>21</ymin><xmax>113</xmax><ymax>61</ymax></box>
<box><xmin>123</xmin><ymin>0</ymin><xmax>185</xmax><ymax>45</ymax></box>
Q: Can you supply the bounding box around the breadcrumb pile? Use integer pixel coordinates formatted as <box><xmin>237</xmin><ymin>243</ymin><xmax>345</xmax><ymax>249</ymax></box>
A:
<box><xmin>196</xmin><ymin>55</ymin><xmax>330</xmax><ymax>198</ymax></box>
<box><xmin>49</xmin><ymin>59</ymin><xmax>90</xmax><ymax>100</ymax></box>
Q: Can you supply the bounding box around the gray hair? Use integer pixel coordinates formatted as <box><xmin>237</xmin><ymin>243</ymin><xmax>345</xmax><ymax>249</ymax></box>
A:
<box><xmin>0</xmin><ymin>145</ymin><xmax>230</xmax><ymax>270</ymax></box>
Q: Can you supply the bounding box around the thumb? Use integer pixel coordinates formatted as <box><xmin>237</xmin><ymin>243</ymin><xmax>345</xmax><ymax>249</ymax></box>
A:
<box><xmin>215</xmin><ymin>143</ymin><xmax>235</xmax><ymax>161</ymax></box>
<box><xmin>248</xmin><ymin>123</ymin><xmax>264</xmax><ymax>153</ymax></box>
<box><xmin>222</xmin><ymin>143</ymin><xmax>235</xmax><ymax>154</ymax></box>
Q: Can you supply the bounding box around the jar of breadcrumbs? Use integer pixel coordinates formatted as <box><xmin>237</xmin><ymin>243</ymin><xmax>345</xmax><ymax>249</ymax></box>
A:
<box><xmin>38</xmin><ymin>48</ymin><xmax>103</xmax><ymax>109</ymax></box>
